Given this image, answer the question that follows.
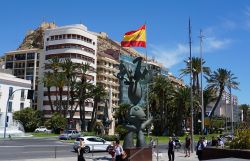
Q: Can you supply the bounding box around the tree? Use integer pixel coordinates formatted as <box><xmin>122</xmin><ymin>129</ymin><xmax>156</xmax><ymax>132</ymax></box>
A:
<box><xmin>50</xmin><ymin>112</ymin><xmax>67</xmax><ymax>134</ymax></box>
<box><xmin>203</xmin><ymin>87</ymin><xmax>217</xmax><ymax>117</ymax></box>
<box><xmin>89</xmin><ymin>83</ymin><xmax>107</xmax><ymax>131</ymax></box>
<box><xmin>149</xmin><ymin>76</ymin><xmax>175</xmax><ymax>136</ymax></box>
<box><xmin>61</xmin><ymin>58</ymin><xmax>78</xmax><ymax>120</ymax></box>
<box><xmin>180</xmin><ymin>57</ymin><xmax>210</xmax><ymax>95</ymax></box>
<box><xmin>77</xmin><ymin>63</ymin><xmax>93</xmax><ymax>131</ymax></box>
<box><xmin>13</xmin><ymin>108</ymin><xmax>43</xmax><ymax>132</ymax></box>
<box><xmin>206</xmin><ymin>68</ymin><xmax>239</xmax><ymax>118</ymax></box>
<box><xmin>114</xmin><ymin>103</ymin><xmax>131</xmax><ymax>125</ymax></box>
<box><xmin>174</xmin><ymin>86</ymin><xmax>190</xmax><ymax>135</ymax></box>
<box><xmin>42</xmin><ymin>71</ymin><xmax>55</xmax><ymax>113</ymax></box>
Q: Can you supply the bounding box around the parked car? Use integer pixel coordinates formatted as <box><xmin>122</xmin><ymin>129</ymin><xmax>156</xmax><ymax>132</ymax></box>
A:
<box><xmin>34</xmin><ymin>126</ymin><xmax>51</xmax><ymax>133</ymax></box>
<box><xmin>59</xmin><ymin>130</ymin><xmax>81</xmax><ymax>140</ymax></box>
<box><xmin>73</xmin><ymin>136</ymin><xmax>112</xmax><ymax>153</ymax></box>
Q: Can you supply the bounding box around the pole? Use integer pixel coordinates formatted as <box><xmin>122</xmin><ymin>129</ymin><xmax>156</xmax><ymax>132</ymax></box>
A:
<box><xmin>230</xmin><ymin>86</ymin><xmax>234</xmax><ymax>134</ymax></box>
<box><xmin>225</xmin><ymin>93</ymin><xmax>228</xmax><ymax>133</ymax></box>
<box><xmin>145</xmin><ymin>22</ymin><xmax>150</xmax><ymax>137</ymax></box>
<box><xmin>199</xmin><ymin>30</ymin><xmax>205</xmax><ymax>134</ymax></box>
<box><xmin>189</xmin><ymin>18</ymin><xmax>194</xmax><ymax>153</ymax></box>
<box><xmin>4</xmin><ymin>89</ymin><xmax>30</xmax><ymax>139</ymax></box>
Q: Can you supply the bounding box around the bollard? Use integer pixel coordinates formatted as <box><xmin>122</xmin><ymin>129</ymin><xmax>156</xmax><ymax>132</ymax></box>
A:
<box><xmin>92</xmin><ymin>145</ymin><xmax>94</xmax><ymax>159</ymax></box>
<box><xmin>156</xmin><ymin>137</ymin><xmax>159</xmax><ymax>161</ymax></box>
<box><xmin>55</xmin><ymin>146</ymin><xmax>57</xmax><ymax>158</ymax></box>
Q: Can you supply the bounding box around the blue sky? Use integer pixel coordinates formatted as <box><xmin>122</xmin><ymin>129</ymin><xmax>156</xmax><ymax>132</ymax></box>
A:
<box><xmin>0</xmin><ymin>0</ymin><xmax>250</xmax><ymax>104</ymax></box>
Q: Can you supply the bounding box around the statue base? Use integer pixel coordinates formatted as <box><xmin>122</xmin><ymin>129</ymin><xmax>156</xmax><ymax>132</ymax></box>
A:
<box><xmin>124</xmin><ymin>147</ymin><xmax>152</xmax><ymax>161</ymax></box>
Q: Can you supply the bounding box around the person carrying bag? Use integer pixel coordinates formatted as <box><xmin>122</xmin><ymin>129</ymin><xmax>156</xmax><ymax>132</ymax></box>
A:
<box><xmin>78</xmin><ymin>138</ymin><xmax>86</xmax><ymax>161</ymax></box>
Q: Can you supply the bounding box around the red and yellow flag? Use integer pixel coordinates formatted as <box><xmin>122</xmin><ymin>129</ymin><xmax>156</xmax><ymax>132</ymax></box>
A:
<box><xmin>121</xmin><ymin>25</ymin><xmax>146</xmax><ymax>48</ymax></box>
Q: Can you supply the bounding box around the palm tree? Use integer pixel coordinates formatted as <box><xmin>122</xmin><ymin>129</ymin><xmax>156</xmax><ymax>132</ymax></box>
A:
<box><xmin>89</xmin><ymin>83</ymin><xmax>107</xmax><ymax>131</ymax></box>
<box><xmin>174</xmin><ymin>86</ymin><xmax>190</xmax><ymax>135</ymax></box>
<box><xmin>180</xmin><ymin>57</ymin><xmax>210</xmax><ymax>95</ymax></box>
<box><xmin>114</xmin><ymin>103</ymin><xmax>131</xmax><ymax>125</ymax></box>
<box><xmin>149</xmin><ymin>76</ymin><xmax>175</xmax><ymax>135</ymax></box>
<box><xmin>203</xmin><ymin>87</ymin><xmax>217</xmax><ymax>117</ymax></box>
<box><xmin>77</xmin><ymin>62</ymin><xmax>92</xmax><ymax>131</ymax></box>
<box><xmin>61</xmin><ymin>58</ymin><xmax>78</xmax><ymax>125</ymax></box>
<box><xmin>43</xmin><ymin>71</ymin><xmax>55</xmax><ymax>113</ymax></box>
<box><xmin>54</xmin><ymin>72</ymin><xmax>67</xmax><ymax>116</ymax></box>
<box><xmin>206</xmin><ymin>68</ymin><xmax>239</xmax><ymax>118</ymax></box>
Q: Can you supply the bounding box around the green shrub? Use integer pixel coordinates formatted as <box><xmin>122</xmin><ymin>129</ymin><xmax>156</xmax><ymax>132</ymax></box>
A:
<box><xmin>100</xmin><ymin>135</ymin><xmax>118</xmax><ymax>141</ymax></box>
<box><xmin>13</xmin><ymin>108</ymin><xmax>43</xmax><ymax>132</ymax></box>
<box><xmin>229</xmin><ymin>127</ymin><xmax>250</xmax><ymax>149</ymax></box>
<box><xmin>83</xmin><ymin>131</ymin><xmax>95</xmax><ymax>136</ymax></box>
<box><xmin>115</xmin><ymin>125</ymin><xmax>128</xmax><ymax>140</ymax></box>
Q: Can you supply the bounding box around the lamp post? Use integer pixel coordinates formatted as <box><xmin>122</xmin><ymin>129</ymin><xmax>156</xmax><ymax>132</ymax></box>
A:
<box><xmin>4</xmin><ymin>89</ymin><xmax>33</xmax><ymax>139</ymax></box>
<box><xmin>189</xmin><ymin>18</ymin><xmax>194</xmax><ymax>153</ymax></box>
<box><xmin>199</xmin><ymin>30</ymin><xmax>205</xmax><ymax>134</ymax></box>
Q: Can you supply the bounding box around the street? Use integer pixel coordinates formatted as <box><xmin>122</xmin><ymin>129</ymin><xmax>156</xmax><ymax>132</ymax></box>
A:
<box><xmin>0</xmin><ymin>138</ymin><xmax>103</xmax><ymax>160</ymax></box>
<box><xmin>0</xmin><ymin>137</ymin><xmax>172</xmax><ymax>161</ymax></box>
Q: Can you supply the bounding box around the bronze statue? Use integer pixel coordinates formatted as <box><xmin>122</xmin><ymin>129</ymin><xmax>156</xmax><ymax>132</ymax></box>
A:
<box><xmin>115</xmin><ymin>57</ymin><xmax>152</xmax><ymax>148</ymax></box>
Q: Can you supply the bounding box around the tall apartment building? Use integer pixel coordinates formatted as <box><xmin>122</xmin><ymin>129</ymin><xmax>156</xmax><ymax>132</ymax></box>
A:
<box><xmin>0</xmin><ymin>69</ymin><xmax>31</xmax><ymax>128</ymax></box>
<box><xmin>5</xmin><ymin>49</ymin><xmax>40</xmax><ymax>108</ymax></box>
<box><xmin>38</xmin><ymin>24</ymin><xmax>97</xmax><ymax>130</ymax></box>
<box><xmin>4</xmin><ymin>22</ymin><xmax>56</xmax><ymax>109</ymax></box>
<box><xmin>206</xmin><ymin>91</ymin><xmax>240</xmax><ymax>123</ymax></box>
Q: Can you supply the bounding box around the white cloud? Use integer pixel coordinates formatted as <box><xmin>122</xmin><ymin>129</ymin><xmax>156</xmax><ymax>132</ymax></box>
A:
<box><xmin>149</xmin><ymin>44</ymin><xmax>189</xmax><ymax>68</ymax></box>
<box><xmin>205</xmin><ymin>37</ymin><xmax>232</xmax><ymax>51</ymax></box>
<box><xmin>149</xmin><ymin>37</ymin><xmax>231</xmax><ymax>68</ymax></box>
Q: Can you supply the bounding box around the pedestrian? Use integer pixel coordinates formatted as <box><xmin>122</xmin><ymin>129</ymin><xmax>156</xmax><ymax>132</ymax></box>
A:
<box><xmin>211</xmin><ymin>136</ymin><xmax>218</xmax><ymax>146</ymax></box>
<box><xmin>168</xmin><ymin>137</ymin><xmax>175</xmax><ymax>161</ymax></box>
<box><xmin>114</xmin><ymin>140</ymin><xmax>123</xmax><ymax>161</ymax></box>
<box><xmin>108</xmin><ymin>141</ymin><xmax>116</xmax><ymax>161</ymax></box>
<box><xmin>196</xmin><ymin>137</ymin><xmax>205</xmax><ymax>160</ymax></box>
<box><xmin>149</xmin><ymin>137</ymin><xmax>156</xmax><ymax>148</ymax></box>
<box><xmin>184</xmin><ymin>134</ymin><xmax>191</xmax><ymax>157</ymax></box>
<box><xmin>203</xmin><ymin>137</ymin><xmax>208</xmax><ymax>147</ymax></box>
<box><xmin>77</xmin><ymin>138</ymin><xmax>86</xmax><ymax>161</ymax></box>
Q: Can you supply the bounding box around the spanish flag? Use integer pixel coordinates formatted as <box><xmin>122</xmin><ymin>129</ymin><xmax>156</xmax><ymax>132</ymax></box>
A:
<box><xmin>121</xmin><ymin>25</ymin><xmax>146</xmax><ymax>48</ymax></box>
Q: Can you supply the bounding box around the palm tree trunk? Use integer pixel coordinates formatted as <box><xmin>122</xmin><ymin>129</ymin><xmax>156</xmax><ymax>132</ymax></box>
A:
<box><xmin>209</xmin><ymin>88</ymin><xmax>224</xmax><ymax>119</ymax></box>
<box><xmin>47</xmin><ymin>86</ymin><xmax>54</xmax><ymax>113</ymax></box>
<box><xmin>90</xmin><ymin>97</ymin><xmax>98</xmax><ymax>131</ymax></box>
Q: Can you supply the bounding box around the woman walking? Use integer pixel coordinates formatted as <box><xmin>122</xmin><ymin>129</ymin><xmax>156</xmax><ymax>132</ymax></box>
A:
<box><xmin>78</xmin><ymin>138</ymin><xmax>86</xmax><ymax>161</ymax></box>
<box><xmin>114</xmin><ymin>140</ymin><xmax>123</xmax><ymax>161</ymax></box>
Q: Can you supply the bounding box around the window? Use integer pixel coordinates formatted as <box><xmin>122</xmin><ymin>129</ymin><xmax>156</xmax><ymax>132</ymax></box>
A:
<box><xmin>20</xmin><ymin>103</ymin><xmax>24</xmax><ymax>110</ymax></box>
<box><xmin>21</xmin><ymin>89</ymin><xmax>25</xmax><ymax>98</ymax></box>
<box><xmin>8</xmin><ymin>102</ymin><xmax>12</xmax><ymax>112</ymax></box>
<box><xmin>9</xmin><ymin>87</ymin><xmax>13</xmax><ymax>97</ymax></box>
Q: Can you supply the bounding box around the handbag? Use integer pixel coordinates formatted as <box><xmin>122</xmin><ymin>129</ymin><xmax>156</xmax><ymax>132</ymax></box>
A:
<box><xmin>121</xmin><ymin>151</ymin><xmax>127</xmax><ymax>159</ymax></box>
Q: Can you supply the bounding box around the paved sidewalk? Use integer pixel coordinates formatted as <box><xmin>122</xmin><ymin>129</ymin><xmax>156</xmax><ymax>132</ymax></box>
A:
<box><xmin>8</xmin><ymin>151</ymin><xmax>249</xmax><ymax>161</ymax></box>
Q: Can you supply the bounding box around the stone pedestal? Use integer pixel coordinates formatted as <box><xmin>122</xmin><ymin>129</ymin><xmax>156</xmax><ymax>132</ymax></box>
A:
<box><xmin>124</xmin><ymin>147</ymin><xmax>152</xmax><ymax>161</ymax></box>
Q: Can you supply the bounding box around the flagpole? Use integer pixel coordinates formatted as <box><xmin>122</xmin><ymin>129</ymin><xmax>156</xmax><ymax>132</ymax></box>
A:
<box><xmin>144</xmin><ymin>22</ymin><xmax>150</xmax><ymax>138</ymax></box>
<box><xmin>189</xmin><ymin>18</ymin><xmax>194</xmax><ymax>153</ymax></box>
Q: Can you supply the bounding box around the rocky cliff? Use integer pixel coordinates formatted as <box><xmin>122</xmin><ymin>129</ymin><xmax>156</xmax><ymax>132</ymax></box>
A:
<box><xmin>17</xmin><ymin>22</ymin><xmax>56</xmax><ymax>50</ymax></box>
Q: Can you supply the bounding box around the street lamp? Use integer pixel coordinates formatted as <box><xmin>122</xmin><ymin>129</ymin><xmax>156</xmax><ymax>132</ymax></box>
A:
<box><xmin>4</xmin><ymin>89</ymin><xmax>33</xmax><ymax>139</ymax></box>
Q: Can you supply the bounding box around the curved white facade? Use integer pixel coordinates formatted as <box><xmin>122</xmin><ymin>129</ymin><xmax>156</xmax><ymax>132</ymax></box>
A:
<box><xmin>38</xmin><ymin>24</ymin><xmax>97</xmax><ymax>127</ymax></box>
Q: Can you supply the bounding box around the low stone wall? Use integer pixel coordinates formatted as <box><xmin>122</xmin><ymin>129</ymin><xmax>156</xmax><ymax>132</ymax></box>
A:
<box><xmin>201</xmin><ymin>147</ymin><xmax>250</xmax><ymax>160</ymax></box>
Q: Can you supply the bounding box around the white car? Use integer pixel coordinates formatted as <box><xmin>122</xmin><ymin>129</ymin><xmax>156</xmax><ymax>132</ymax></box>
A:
<box><xmin>34</xmin><ymin>126</ymin><xmax>51</xmax><ymax>133</ymax></box>
<box><xmin>73</xmin><ymin>136</ymin><xmax>112</xmax><ymax>153</ymax></box>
